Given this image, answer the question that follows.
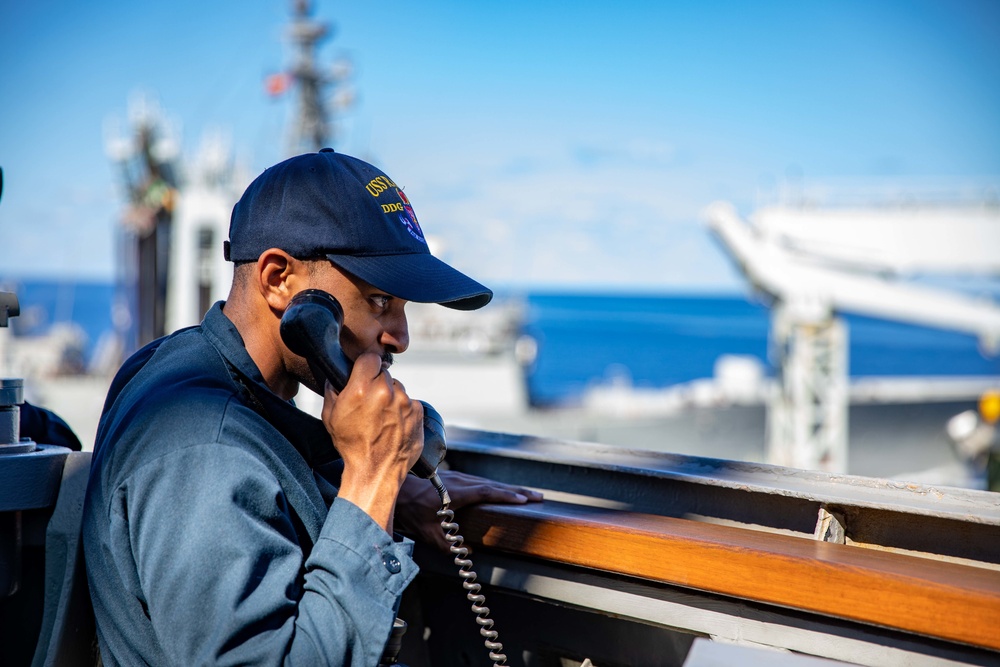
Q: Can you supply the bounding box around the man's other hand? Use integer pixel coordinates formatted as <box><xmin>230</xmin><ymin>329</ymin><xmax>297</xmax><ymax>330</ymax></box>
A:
<box><xmin>395</xmin><ymin>471</ymin><xmax>543</xmax><ymax>551</ymax></box>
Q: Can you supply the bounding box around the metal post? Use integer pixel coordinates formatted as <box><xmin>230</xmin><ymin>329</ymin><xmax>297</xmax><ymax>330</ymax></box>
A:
<box><xmin>767</xmin><ymin>300</ymin><xmax>849</xmax><ymax>473</ymax></box>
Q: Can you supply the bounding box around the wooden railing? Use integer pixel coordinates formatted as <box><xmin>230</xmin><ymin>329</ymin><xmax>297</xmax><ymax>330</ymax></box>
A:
<box><xmin>458</xmin><ymin>500</ymin><xmax>1000</xmax><ymax>653</ymax></box>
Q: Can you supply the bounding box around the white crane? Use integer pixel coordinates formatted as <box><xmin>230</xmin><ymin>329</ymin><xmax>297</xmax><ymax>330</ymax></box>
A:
<box><xmin>705</xmin><ymin>196</ymin><xmax>1000</xmax><ymax>473</ymax></box>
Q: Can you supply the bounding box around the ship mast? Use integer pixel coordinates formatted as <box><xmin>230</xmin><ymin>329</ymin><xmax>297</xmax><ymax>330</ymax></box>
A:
<box><xmin>103</xmin><ymin>96</ymin><xmax>179</xmax><ymax>351</ymax></box>
<box><xmin>284</xmin><ymin>0</ymin><xmax>352</xmax><ymax>155</ymax></box>
<box><xmin>103</xmin><ymin>2</ymin><xmax>350</xmax><ymax>355</ymax></box>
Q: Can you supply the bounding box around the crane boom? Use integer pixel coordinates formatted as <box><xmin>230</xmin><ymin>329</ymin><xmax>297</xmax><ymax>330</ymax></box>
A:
<box><xmin>704</xmin><ymin>200</ymin><xmax>1000</xmax><ymax>473</ymax></box>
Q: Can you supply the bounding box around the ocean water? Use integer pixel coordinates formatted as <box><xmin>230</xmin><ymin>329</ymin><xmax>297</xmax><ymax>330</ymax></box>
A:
<box><xmin>4</xmin><ymin>280</ymin><xmax>999</xmax><ymax>406</ymax></box>
<box><xmin>1</xmin><ymin>279</ymin><xmax>117</xmax><ymax>353</ymax></box>
<box><xmin>521</xmin><ymin>293</ymin><xmax>771</xmax><ymax>405</ymax></box>
<box><xmin>520</xmin><ymin>292</ymin><xmax>1000</xmax><ymax>405</ymax></box>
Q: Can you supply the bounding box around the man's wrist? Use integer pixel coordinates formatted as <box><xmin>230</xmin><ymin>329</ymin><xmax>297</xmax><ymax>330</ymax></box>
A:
<box><xmin>337</xmin><ymin>471</ymin><xmax>402</xmax><ymax>533</ymax></box>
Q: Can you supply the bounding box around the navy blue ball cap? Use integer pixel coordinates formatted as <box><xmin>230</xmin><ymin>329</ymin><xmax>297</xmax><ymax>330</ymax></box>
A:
<box><xmin>226</xmin><ymin>149</ymin><xmax>492</xmax><ymax>310</ymax></box>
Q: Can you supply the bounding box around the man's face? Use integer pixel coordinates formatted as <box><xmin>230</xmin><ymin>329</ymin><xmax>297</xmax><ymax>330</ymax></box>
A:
<box><xmin>299</xmin><ymin>260</ymin><xmax>410</xmax><ymax>378</ymax></box>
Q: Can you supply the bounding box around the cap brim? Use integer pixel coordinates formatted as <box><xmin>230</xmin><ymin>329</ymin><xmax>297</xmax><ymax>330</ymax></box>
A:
<box><xmin>326</xmin><ymin>253</ymin><xmax>493</xmax><ymax>311</ymax></box>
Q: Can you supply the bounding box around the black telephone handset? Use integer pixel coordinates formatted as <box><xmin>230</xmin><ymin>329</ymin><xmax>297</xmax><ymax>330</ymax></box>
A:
<box><xmin>279</xmin><ymin>289</ymin><xmax>449</xmax><ymax>493</ymax></box>
<box><xmin>280</xmin><ymin>288</ymin><xmax>506</xmax><ymax>666</ymax></box>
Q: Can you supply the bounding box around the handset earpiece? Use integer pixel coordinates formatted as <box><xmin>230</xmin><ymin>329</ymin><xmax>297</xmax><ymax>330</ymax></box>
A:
<box><xmin>280</xmin><ymin>289</ymin><xmax>352</xmax><ymax>392</ymax></box>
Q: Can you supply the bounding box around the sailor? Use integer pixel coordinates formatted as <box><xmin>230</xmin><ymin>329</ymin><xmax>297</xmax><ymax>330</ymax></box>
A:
<box><xmin>82</xmin><ymin>149</ymin><xmax>541</xmax><ymax>666</ymax></box>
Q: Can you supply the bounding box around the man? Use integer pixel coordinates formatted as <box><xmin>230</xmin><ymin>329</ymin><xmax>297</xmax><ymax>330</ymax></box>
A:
<box><xmin>82</xmin><ymin>148</ymin><xmax>540</xmax><ymax>666</ymax></box>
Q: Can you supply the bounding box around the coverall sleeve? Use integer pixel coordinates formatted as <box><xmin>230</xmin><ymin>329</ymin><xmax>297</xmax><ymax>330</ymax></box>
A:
<box><xmin>112</xmin><ymin>442</ymin><xmax>418</xmax><ymax>666</ymax></box>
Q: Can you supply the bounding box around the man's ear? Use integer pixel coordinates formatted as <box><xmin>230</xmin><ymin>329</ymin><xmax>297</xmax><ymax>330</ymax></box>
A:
<box><xmin>256</xmin><ymin>249</ymin><xmax>306</xmax><ymax>312</ymax></box>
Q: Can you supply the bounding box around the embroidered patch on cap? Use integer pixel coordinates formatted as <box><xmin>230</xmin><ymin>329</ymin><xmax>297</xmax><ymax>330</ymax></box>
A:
<box><xmin>396</xmin><ymin>189</ymin><xmax>425</xmax><ymax>243</ymax></box>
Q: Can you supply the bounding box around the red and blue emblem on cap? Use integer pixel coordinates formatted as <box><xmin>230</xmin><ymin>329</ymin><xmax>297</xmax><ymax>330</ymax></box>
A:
<box><xmin>396</xmin><ymin>189</ymin><xmax>426</xmax><ymax>244</ymax></box>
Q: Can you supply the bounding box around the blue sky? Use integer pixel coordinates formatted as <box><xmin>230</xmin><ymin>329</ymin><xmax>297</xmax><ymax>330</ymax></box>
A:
<box><xmin>2</xmin><ymin>0</ymin><xmax>998</xmax><ymax>292</ymax></box>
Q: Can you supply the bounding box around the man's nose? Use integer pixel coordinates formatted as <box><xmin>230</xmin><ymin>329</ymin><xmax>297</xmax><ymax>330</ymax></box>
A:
<box><xmin>380</xmin><ymin>308</ymin><xmax>409</xmax><ymax>354</ymax></box>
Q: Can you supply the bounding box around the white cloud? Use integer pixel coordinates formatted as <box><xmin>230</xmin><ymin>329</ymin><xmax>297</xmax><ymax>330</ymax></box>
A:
<box><xmin>403</xmin><ymin>140</ymin><xmax>748</xmax><ymax>291</ymax></box>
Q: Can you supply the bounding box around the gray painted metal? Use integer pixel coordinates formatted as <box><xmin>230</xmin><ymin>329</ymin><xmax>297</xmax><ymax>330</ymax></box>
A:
<box><xmin>444</xmin><ymin>427</ymin><xmax>1000</xmax><ymax>565</ymax></box>
<box><xmin>1</xmin><ymin>378</ymin><xmax>24</xmax><ymax>446</ymax></box>
<box><xmin>0</xmin><ymin>445</ymin><xmax>71</xmax><ymax>512</ymax></box>
<box><xmin>0</xmin><ymin>378</ymin><xmax>24</xmax><ymax>406</ymax></box>
<box><xmin>415</xmin><ymin>549</ymin><xmax>995</xmax><ymax>667</ymax></box>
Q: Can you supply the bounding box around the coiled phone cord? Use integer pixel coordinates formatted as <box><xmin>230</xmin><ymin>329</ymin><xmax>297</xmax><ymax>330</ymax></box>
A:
<box><xmin>430</xmin><ymin>474</ymin><xmax>508</xmax><ymax>666</ymax></box>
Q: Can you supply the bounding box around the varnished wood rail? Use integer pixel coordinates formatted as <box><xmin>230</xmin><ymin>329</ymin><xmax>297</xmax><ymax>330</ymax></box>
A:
<box><xmin>457</xmin><ymin>500</ymin><xmax>1000</xmax><ymax>652</ymax></box>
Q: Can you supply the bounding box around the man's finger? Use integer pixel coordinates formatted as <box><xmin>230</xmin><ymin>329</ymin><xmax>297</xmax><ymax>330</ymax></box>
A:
<box><xmin>323</xmin><ymin>379</ymin><xmax>339</xmax><ymax>400</ymax></box>
<box><xmin>501</xmin><ymin>485</ymin><xmax>543</xmax><ymax>501</ymax></box>
<box><xmin>449</xmin><ymin>483</ymin><xmax>536</xmax><ymax>508</ymax></box>
<box><xmin>440</xmin><ymin>471</ymin><xmax>543</xmax><ymax>503</ymax></box>
<box><xmin>350</xmin><ymin>352</ymin><xmax>385</xmax><ymax>384</ymax></box>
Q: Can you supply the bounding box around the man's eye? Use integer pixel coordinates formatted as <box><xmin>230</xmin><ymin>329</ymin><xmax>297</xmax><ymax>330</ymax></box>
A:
<box><xmin>371</xmin><ymin>295</ymin><xmax>390</xmax><ymax>309</ymax></box>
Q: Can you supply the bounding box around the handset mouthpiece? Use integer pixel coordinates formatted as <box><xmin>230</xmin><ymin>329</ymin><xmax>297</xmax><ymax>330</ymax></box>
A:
<box><xmin>411</xmin><ymin>400</ymin><xmax>447</xmax><ymax>481</ymax></box>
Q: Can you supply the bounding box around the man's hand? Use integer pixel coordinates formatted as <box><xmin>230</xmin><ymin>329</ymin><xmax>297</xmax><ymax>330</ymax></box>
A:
<box><xmin>324</xmin><ymin>352</ymin><xmax>424</xmax><ymax>533</ymax></box>
<box><xmin>395</xmin><ymin>470</ymin><xmax>543</xmax><ymax>551</ymax></box>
